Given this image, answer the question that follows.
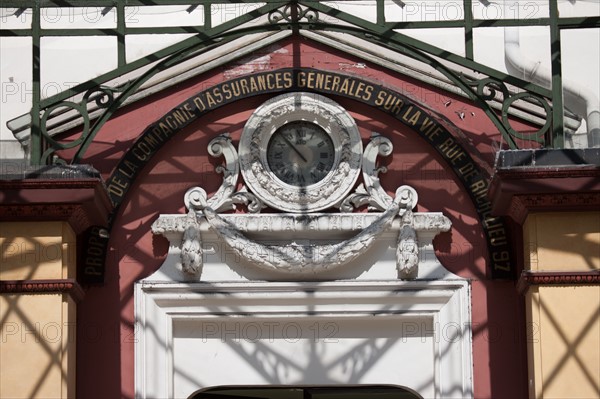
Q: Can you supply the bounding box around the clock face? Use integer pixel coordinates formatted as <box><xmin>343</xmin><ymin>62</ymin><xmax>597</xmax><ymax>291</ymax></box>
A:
<box><xmin>266</xmin><ymin>121</ymin><xmax>335</xmax><ymax>186</ymax></box>
<box><xmin>239</xmin><ymin>92</ymin><xmax>362</xmax><ymax>213</ymax></box>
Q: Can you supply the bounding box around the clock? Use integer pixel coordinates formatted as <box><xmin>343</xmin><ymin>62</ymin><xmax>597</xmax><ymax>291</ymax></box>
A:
<box><xmin>266</xmin><ymin>121</ymin><xmax>335</xmax><ymax>186</ymax></box>
<box><xmin>239</xmin><ymin>92</ymin><xmax>363</xmax><ymax>213</ymax></box>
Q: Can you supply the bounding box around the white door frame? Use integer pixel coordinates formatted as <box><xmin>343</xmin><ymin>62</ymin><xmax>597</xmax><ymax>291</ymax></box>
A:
<box><xmin>135</xmin><ymin>280</ymin><xmax>473</xmax><ymax>399</ymax></box>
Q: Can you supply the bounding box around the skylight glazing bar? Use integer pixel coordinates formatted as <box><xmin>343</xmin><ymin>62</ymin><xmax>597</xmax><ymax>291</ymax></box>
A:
<box><xmin>31</xmin><ymin>2</ymin><xmax>41</xmax><ymax>164</ymax></box>
<box><xmin>376</xmin><ymin>0</ymin><xmax>384</xmax><ymax>26</ymax></box>
<box><xmin>464</xmin><ymin>0</ymin><xmax>474</xmax><ymax>60</ymax></box>
<box><xmin>550</xmin><ymin>0</ymin><xmax>565</xmax><ymax>148</ymax></box>
<box><xmin>117</xmin><ymin>3</ymin><xmax>126</xmax><ymax>67</ymax></box>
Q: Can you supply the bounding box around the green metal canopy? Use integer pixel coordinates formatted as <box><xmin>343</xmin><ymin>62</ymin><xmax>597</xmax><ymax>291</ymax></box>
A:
<box><xmin>2</xmin><ymin>1</ymin><xmax>599</xmax><ymax>164</ymax></box>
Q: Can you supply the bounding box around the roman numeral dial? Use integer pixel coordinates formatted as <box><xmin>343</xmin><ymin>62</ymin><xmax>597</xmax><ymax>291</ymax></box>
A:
<box><xmin>267</xmin><ymin>121</ymin><xmax>335</xmax><ymax>186</ymax></box>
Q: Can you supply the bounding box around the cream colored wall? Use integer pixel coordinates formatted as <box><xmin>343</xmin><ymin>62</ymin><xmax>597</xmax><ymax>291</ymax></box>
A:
<box><xmin>524</xmin><ymin>212</ymin><xmax>600</xmax><ymax>272</ymax></box>
<box><xmin>0</xmin><ymin>294</ymin><xmax>76</xmax><ymax>399</ymax></box>
<box><xmin>523</xmin><ymin>212</ymin><xmax>600</xmax><ymax>399</ymax></box>
<box><xmin>1</xmin><ymin>221</ymin><xmax>76</xmax><ymax>280</ymax></box>
<box><xmin>0</xmin><ymin>222</ymin><xmax>77</xmax><ymax>399</ymax></box>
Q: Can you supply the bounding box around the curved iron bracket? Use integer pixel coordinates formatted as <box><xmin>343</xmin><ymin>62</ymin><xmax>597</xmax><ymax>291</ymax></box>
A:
<box><xmin>38</xmin><ymin>2</ymin><xmax>556</xmax><ymax>164</ymax></box>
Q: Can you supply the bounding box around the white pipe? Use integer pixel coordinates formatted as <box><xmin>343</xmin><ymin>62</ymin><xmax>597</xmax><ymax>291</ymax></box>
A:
<box><xmin>504</xmin><ymin>27</ymin><xmax>600</xmax><ymax>147</ymax></box>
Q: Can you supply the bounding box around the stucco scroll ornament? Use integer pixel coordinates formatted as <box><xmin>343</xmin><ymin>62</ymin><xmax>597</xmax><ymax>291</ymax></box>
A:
<box><xmin>340</xmin><ymin>133</ymin><xmax>418</xmax><ymax>212</ymax></box>
<box><xmin>175</xmin><ymin>133</ymin><xmax>267</xmax><ymax>277</ymax></box>
<box><xmin>196</xmin><ymin>133</ymin><xmax>264</xmax><ymax>214</ymax></box>
<box><xmin>186</xmin><ymin>186</ymin><xmax>415</xmax><ymax>274</ymax></box>
<box><xmin>339</xmin><ymin>130</ymin><xmax>422</xmax><ymax>278</ymax></box>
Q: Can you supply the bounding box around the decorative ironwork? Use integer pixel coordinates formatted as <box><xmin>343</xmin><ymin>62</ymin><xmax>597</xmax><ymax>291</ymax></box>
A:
<box><xmin>269</xmin><ymin>4</ymin><xmax>319</xmax><ymax>24</ymax></box>
<box><xmin>462</xmin><ymin>75</ymin><xmax>552</xmax><ymax>144</ymax></box>
<box><xmin>83</xmin><ymin>85</ymin><xmax>122</xmax><ymax>108</ymax></box>
<box><xmin>463</xmin><ymin>76</ymin><xmax>510</xmax><ymax>102</ymax></box>
<box><xmin>36</xmin><ymin>19</ymin><xmax>558</xmax><ymax>163</ymax></box>
<box><xmin>39</xmin><ymin>101</ymin><xmax>88</xmax><ymax>165</ymax></box>
<box><xmin>502</xmin><ymin>92</ymin><xmax>552</xmax><ymax>143</ymax></box>
<box><xmin>39</xmin><ymin>85</ymin><xmax>128</xmax><ymax>164</ymax></box>
<box><xmin>2</xmin><ymin>0</ymin><xmax>598</xmax><ymax>164</ymax></box>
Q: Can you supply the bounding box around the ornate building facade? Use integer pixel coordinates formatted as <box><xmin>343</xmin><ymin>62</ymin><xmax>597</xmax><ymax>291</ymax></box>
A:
<box><xmin>1</xmin><ymin>2</ymin><xmax>599</xmax><ymax>398</ymax></box>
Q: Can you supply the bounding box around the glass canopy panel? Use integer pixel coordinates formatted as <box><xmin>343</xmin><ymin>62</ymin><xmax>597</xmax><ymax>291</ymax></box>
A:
<box><xmin>40</xmin><ymin>7</ymin><xmax>117</xmax><ymax>29</ymax></box>
<box><xmin>0</xmin><ymin>7</ymin><xmax>32</xmax><ymax>29</ymax></box>
<box><xmin>472</xmin><ymin>26</ymin><xmax>507</xmax><ymax>71</ymax></box>
<box><xmin>561</xmin><ymin>28</ymin><xmax>600</xmax><ymax>145</ymax></box>
<box><xmin>210</xmin><ymin>3</ymin><xmax>266</xmax><ymax>27</ymax></box>
<box><xmin>385</xmin><ymin>0</ymin><xmax>465</xmax><ymax>22</ymax></box>
<box><xmin>40</xmin><ymin>36</ymin><xmax>118</xmax><ymax>90</ymax></box>
<box><xmin>0</xmin><ymin>36</ymin><xmax>31</xmax><ymax>151</ymax></box>
<box><xmin>1</xmin><ymin>0</ymin><xmax>599</xmax><ymax>161</ymax></box>
<box><xmin>328</xmin><ymin>1</ymin><xmax>378</xmax><ymax>23</ymax></box>
<box><xmin>397</xmin><ymin>28</ymin><xmax>466</xmax><ymax>57</ymax></box>
<box><xmin>124</xmin><ymin>5</ymin><xmax>204</xmax><ymax>28</ymax></box>
<box><xmin>558</xmin><ymin>0</ymin><xmax>600</xmax><ymax>18</ymax></box>
<box><xmin>499</xmin><ymin>25</ymin><xmax>551</xmax><ymax>81</ymax></box>
<box><xmin>561</xmin><ymin>27</ymin><xmax>600</xmax><ymax>106</ymax></box>
<box><xmin>472</xmin><ymin>0</ymin><xmax>550</xmax><ymax>20</ymax></box>
<box><xmin>125</xmin><ymin>33</ymin><xmax>196</xmax><ymax>63</ymax></box>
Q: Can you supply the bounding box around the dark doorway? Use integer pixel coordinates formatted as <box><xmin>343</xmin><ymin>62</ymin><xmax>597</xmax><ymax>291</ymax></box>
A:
<box><xmin>190</xmin><ymin>385</ymin><xmax>423</xmax><ymax>399</ymax></box>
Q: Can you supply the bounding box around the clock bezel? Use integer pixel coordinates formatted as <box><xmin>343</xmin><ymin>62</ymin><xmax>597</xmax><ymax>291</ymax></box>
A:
<box><xmin>239</xmin><ymin>92</ymin><xmax>363</xmax><ymax>213</ymax></box>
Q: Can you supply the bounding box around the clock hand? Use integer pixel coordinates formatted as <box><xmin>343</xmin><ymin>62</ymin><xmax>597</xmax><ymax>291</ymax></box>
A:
<box><xmin>281</xmin><ymin>134</ymin><xmax>308</xmax><ymax>162</ymax></box>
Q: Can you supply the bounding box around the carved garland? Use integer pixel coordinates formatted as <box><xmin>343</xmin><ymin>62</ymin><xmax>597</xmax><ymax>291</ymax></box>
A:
<box><xmin>186</xmin><ymin>186</ymin><xmax>415</xmax><ymax>274</ymax></box>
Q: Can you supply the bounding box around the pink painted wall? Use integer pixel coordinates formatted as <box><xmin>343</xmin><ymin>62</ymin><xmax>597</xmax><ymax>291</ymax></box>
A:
<box><xmin>73</xmin><ymin>37</ymin><xmax>529</xmax><ymax>398</ymax></box>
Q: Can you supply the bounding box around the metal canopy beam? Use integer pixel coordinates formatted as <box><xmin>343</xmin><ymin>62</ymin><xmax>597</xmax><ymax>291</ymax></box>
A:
<box><xmin>1</xmin><ymin>0</ymin><xmax>598</xmax><ymax>163</ymax></box>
